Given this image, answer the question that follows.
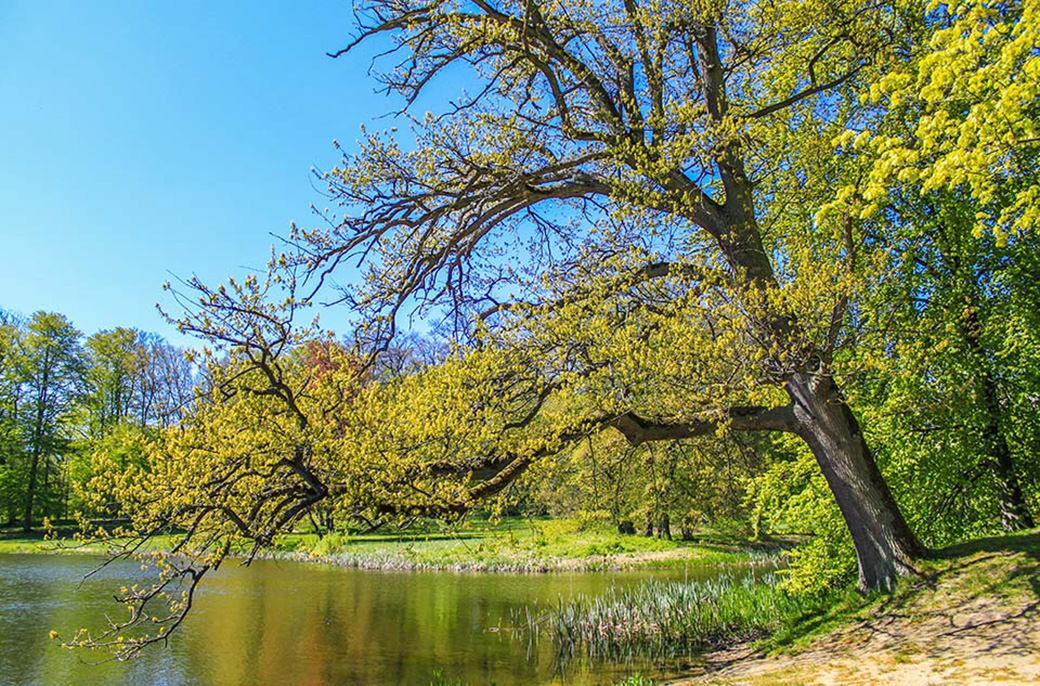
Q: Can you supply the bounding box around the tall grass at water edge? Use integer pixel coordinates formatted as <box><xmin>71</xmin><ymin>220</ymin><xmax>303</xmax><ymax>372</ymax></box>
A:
<box><xmin>519</xmin><ymin>573</ymin><xmax>818</xmax><ymax>660</ymax></box>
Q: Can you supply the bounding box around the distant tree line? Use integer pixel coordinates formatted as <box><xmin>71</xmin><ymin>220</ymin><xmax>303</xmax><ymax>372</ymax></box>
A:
<box><xmin>0</xmin><ymin>309</ymin><xmax>193</xmax><ymax>531</ymax></box>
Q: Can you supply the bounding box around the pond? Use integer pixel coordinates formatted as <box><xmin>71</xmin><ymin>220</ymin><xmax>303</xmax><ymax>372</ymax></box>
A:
<box><xmin>0</xmin><ymin>553</ymin><xmax>742</xmax><ymax>685</ymax></box>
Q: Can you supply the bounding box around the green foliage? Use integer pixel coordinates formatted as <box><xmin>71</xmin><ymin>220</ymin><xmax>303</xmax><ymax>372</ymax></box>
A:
<box><xmin>837</xmin><ymin>188</ymin><xmax>1040</xmax><ymax>542</ymax></box>
<box><xmin>823</xmin><ymin>0</ymin><xmax>1040</xmax><ymax>241</ymax></box>
<box><xmin>613</xmin><ymin>676</ymin><xmax>654</xmax><ymax>686</ymax></box>
<box><xmin>746</xmin><ymin>437</ymin><xmax>855</xmax><ymax>594</ymax></box>
<box><xmin>0</xmin><ymin>308</ymin><xmax>191</xmax><ymax>530</ymax></box>
<box><xmin>72</xmin><ymin>422</ymin><xmax>157</xmax><ymax>520</ymax></box>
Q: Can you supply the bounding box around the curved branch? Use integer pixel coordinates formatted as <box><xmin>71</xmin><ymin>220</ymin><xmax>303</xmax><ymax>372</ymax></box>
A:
<box><xmin>478</xmin><ymin>260</ymin><xmax>725</xmax><ymax>321</ymax></box>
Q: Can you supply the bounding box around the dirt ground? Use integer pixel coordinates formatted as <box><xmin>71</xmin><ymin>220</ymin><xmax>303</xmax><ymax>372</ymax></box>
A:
<box><xmin>669</xmin><ymin>533</ymin><xmax>1040</xmax><ymax>685</ymax></box>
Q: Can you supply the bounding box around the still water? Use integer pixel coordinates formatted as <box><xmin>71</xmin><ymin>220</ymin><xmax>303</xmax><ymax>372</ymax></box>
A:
<box><xmin>0</xmin><ymin>553</ymin><xmax>731</xmax><ymax>685</ymax></box>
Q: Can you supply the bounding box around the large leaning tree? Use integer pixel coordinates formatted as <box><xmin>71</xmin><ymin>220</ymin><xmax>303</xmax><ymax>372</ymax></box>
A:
<box><xmin>292</xmin><ymin>0</ymin><xmax>926</xmax><ymax>591</ymax></box>
<box><xmin>71</xmin><ymin>3</ymin><xmax>939</xmax><ymax>657</ymax></box>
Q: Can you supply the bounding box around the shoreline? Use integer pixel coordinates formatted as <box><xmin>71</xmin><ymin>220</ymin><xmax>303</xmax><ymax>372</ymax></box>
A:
<box><xmin>0</xmin><ymin>523</ymin><xmax>790</xmax><ymax>575</ymax></box>
<box><xmin>254</xmin><ymin>546</ymin><xmax>784</xmax><ymax>574</ymax></box>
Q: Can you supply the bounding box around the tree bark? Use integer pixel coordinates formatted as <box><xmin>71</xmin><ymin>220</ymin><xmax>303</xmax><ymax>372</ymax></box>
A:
<box><xmin>962</xmin><ymin>308</ymin><xmax>1034</xmax><ymax>531</ymax></box>
<box><xmin>978</xmin><ymin>374</ymin><xmax>1034</xmax><ymax>531</ymax></box>
<box><xmin>23</xmin><ymin>359</ymin><xmax>49</xmax><ymax>533</ymax></box>
<box><xmin>787</xmin><ymin>372</ymin><xmax>923</xmax><ymax>591</ymax></box>
<box><xmin>23</xmin><ymin>425</ymin><xmax>42</xmax><ymax>533</ymax></box>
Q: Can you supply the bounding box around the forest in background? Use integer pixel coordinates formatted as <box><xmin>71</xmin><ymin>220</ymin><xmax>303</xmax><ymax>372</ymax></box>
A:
<box><xmin>0</xmin><ymin>310</ymin><xmax>193</xmax><ymax>531</ymax></box>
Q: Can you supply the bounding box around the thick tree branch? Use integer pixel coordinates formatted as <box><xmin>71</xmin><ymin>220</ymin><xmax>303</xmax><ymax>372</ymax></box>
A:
<box><xmin>608</xmin><ymin>405</ymin><xmax>798</xmax><ymax>446</ymax></box>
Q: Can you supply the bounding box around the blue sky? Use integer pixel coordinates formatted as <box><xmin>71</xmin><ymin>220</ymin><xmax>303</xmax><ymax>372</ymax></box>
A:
<box><xmin>0</xmin><ymin>1</ymin><xmax>405</xmax><ymax>344</ymax></box>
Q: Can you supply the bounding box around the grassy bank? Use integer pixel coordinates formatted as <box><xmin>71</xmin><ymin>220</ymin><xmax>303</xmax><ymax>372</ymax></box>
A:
<box><xmin>0</xmin><ymin>517</ymin><xmax>789</xmax><ymax>573</ymax></box>
<box><xmin>674</xmin><ymin>529</ymin><xmax>1040</xmax><ymax>685</ymax></box>
<box><xmin>269</xmin><ymin>518</ymin><xmax>785</xmax><ymax>572</ymax></box>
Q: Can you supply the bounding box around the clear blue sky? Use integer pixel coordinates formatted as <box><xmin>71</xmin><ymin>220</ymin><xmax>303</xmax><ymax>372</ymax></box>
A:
<box><xmin>0</xmin><ymin>1</ymin><xmax>403</xmax><ymax>344</ymax></box>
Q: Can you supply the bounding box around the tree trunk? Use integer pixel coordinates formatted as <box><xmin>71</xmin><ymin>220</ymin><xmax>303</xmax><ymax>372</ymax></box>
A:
<box><xmin>23</xmin><ymin>445</ymin><xmax>41</xmax><ymax>533</ymax></box>
<box><xmin>962</xmin><ymin>308</ymin><xmax>1034</xmax><ymax>531</ymax></box>
<box><xmin>979</xmin><ymin>379</ymin><xmax>1034</xmax><ymax>531</ymax></box>
<box><xmin>657</xmin><ymin>513</ymin><xmax>671</xmax><ymax>540</ymax></box>
<box><xmin>711</xmin><ymin>201</ymin><xmax>922</xmax><ymax>590</ymax></box>
<box><xmin>787</xmin><ymin>372</ymin><xmax>923</xmax><ymax>591</ymax></box>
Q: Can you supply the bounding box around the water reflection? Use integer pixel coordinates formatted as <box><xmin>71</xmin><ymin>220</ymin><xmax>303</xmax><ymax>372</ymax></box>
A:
<box><xmin>0</xmin><ymin>554</ymin><xmax>731</xmax><ymax>685</ymax></box>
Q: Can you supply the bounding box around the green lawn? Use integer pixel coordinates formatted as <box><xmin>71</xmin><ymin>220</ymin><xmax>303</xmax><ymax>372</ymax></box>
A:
<box><xmin>0</xmin><ymin>516</ymin><xmax>787</xmax><ymax>572</ymax></box>
<box><xmin>269</xmin><ymin>517</ymin><xmax>785</xmax><ymax>571</ymax></box>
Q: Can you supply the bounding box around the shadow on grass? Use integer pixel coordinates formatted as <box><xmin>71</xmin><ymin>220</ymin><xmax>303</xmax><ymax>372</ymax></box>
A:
<box><xmin>0</xmin><ymin>528</ymin><xmax>50</xmax><ymax>542</ymax></box>
<box><xmin>755</xmin><ymin>529</ymin><xmax>1040</xmax><ymax>657</ymax></box>
<box><xmin>930</xmin><ymin>528</ymin><xmax>1040</xmax><ymax>560</ymax></box>
<box><xmin>917</xmin><ymin>529</ymin><xmax>1040</xmax><ymax>603</ymax></box>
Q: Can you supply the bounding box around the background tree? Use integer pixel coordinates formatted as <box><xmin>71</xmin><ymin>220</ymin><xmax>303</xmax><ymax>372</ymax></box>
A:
<box><xmin>534</xmin><ymin>433</ymin><xmax>761</xmax><ymax>538</ymax></box>
<box><xmin>864</xmin><ymin>195</ymin><xmax>1038</xmax><ymax>534</ymax></box>
<box><xmin>0</xmin><ymin>311</ymin><xmax>25</xmax><ymax>526</ymax></box>
<box><xmin>83</xmin><ymin>328</ymin><xmax>195</xmax><ymax>433</ymax></box>
<box><xmin>16</xmin><ymin>312</ymin><xmax>86</xmax><ymax>531</ymax></box>
<box><xmin>132</xmin><ymin>333</ymin><xmax>196</xmax><ymax>429</ymax></box>
<box><xmin>0</xmin><ymin>311</ymin><xmax>193</xmax><ymax>529</ymax></box>
<box><xmin>84</xmin><ymin>328</ymin><xmax>141</xmax><ymax>438</ymax></box>
<box><xmin>815</xmin><ymin>0</ymin><xmax>1040</xmax><ymax>538</ymax></box>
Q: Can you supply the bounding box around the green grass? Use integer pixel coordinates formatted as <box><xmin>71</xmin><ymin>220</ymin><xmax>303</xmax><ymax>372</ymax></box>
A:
<box><xmin>1</xmin><ymin>516</ymin><xmax>788</xmax><ymax>573</ymax></box>
<box><xmin>525</xmin><ymin>573</ymin><xmax>824</xmax><ymax>660</ymax></box>
<box><xmin>0</xmin><ymin>529</ymin><xmax>187</xmax><ymax>556</ymax></box>
<box><xmin>0</xmin><ymin>537</ymin><xmax>64</xmax><ymax>554</ymax></box>
<box><xmin>611</xmin><ymin>676</ymin><xmax>654</xmax><ymax>686</ymax></box>
<box><xmin>425</xmin><ymin>670</ymin><xmax>648</xmax><ymax>686</ymax></box>
<box><xmin>270</xmin><ymin>517</ymin><xmax>784</xmax><ymax>572</ymax></box>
